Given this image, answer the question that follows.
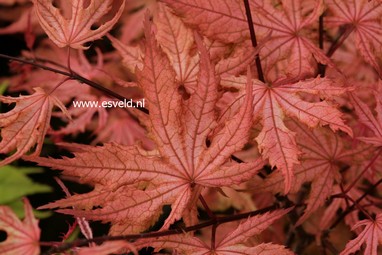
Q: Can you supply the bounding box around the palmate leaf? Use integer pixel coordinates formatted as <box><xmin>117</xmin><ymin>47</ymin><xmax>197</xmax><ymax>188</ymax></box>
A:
<box><xmin>351</xmin><ymin>85</ymin><xmax>382</xmax><ymax>146</ymax></box>
<box><xmin>326</xmin><ymin>0</ymin><xmax>382</xmax><ymax>77</ymax></box>
<box><xmin>0</xmin><ymin>199</ymin><xmax>40</xmax><ymax>255</ymax></box>
<box><xmin>251</xmin><ymin>120</ymin><xmax>365</xmax><ymax>225</ymax></box>
<box><xmin>161</xmin><ymin>0</ymin><xmax>333</xmax><ymax>79</ymax></box>
<box><xmin>32</xmin><ymin>17</ymin><xmax>263</xmax><ymax>235</ymax></box>
<box><xmin>221</xmin><ymin>75</ymin><xmax>352</xmax><ymax>193</ymax></box>
<box><xmin>340</xmin><ymin>213</ymin><xmax>382</xmax><ymax>255</ymax></box>
<box><xmin>160</xmin><ymin>0</ymin><xmax>252</xmax><ymax>44</ymax></box>
<box><xmin>32</xmin><ymin>0</ymin><xmax>125</xmax><ymax>49</ymax></box>
<box><xmin>0</xmin><ymin>87</ymin><xmax>69</xmax><ymax>167</ymax></box>
<box><xmin>154</xmin><ymin>3</ymin><xmax>199</xmax><ymax>91</ymax></box>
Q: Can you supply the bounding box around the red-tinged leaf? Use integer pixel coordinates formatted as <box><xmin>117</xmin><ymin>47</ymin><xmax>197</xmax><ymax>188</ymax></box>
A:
<box><xmin>76</xmin><ymin>241</ymin><xmax>137</xmax><ymax>255</ymax></box>
<box><xmin>161</xmin><ymin>0</ymin><xmax>254</xmax><ymax>44</ymax></box>
<box><xmin>0</xmin><ymin>7</ymin><xmax>40</xmax><ymax>36</ymax></box>
<box><xmin>0</xmin><ymin>87</ymin><xmax>69</xmax><ymax>167</ymax></box>
<box><xmin>215</xmin><ymin>41</ymin><xmax>259</xmax><ymax>76</ymax></box>
<box><xmin>198</xmin><ymin>69</ymin><xmax>255</xmax><ymax>177</ymax></box>
<box><xmin>0</xmin><ymin>198</ymin><xmax>40</xmax><ymax>255</ymax></box>
<box><xmin>350</xmin><ymin>87</ymin><xmax>382</xmax><ymax>146</ymax></box>
<box><xmin>50</xmin><ymin>95</ymin><xmax>107</xmax><ymax>136</ymax></box>
<box><xmin>107</xmin><ymin>34</ymin><xmax>143</xmax><ymax>73</ymax></box>
<box><xmin>136</xmin><ymin>15</ymin><xmax>187</xmax><ymax>171</ymax></box>
<box><xmin>250</xmin><ymin>0</ymin><xmax>334</xmax><ymax>79</ymax></box>
<box><xmin>32</xmin><ymin>17</ymin><xmax>263</xmax><ymax>235</ymax></box>
<box><xmin>32</xmin><ymin>0</ymin><xmax>125</xmax><ymax>49</ymax></box>
<box><xmin>92</xmin><ymin>108</ymin><xmax>154</xmax><ymax>149</ymax></box>
<box><xmin>265</xmin><ymin>119</ymin><xmax>376</xmax><ymax>227</ymax></box>
<box><xmin>154</xmin><ymin>3</ymin><xmax>199</xmax><ymax>91</ymax></box>
<box><xmin>340</xmin><ymin>213</ymin><xmax>382</xmax><ymax>255</ymax></box>
<box><xmin>136</xmin><ymin>209</ymin><xmax>293</xmax><ymax>255</ymax></box>
<box><xmin>221</xmin><ymin>75</ymin><xmax>352</xmax><ymax>193</ymax></box>
<box><xmin>288</xmin><ymin>122</ymin><xmax>345</xmax><ymax>225</ymax></box>
<box><xmin>163</xmin><ymin>0</ymin><xmax>333</xmax><ymax>79</ymax></box>
<box><xmin>218</xmin><ymin>208</ymin><xmax>293</xmax><ymax>247</ymax></box>
<box><xmin>326</xmin><ymin>0</ymin><xmax>382</xmax><ymax>76</ymax></box>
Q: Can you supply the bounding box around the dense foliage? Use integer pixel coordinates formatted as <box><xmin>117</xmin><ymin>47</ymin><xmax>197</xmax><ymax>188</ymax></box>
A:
<box><xmin>1</xmin><ymin>0</ymin><xmax>382</xmax><ymax>254</ymax></box>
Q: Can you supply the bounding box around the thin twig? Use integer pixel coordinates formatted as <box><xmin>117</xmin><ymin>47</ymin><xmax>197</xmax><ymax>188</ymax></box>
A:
<box><xmin>43</xmin><ymin>205</ymin><xmax>286</xmax><ymax>254</ymax></box>
<box><xmin>318</xmin><ymin>13</ymin><xmax>326</xmax><ymax>77</ymax></box>
<box><xmin>243</xmin><ymin>0</ymin><xmax>265</xmax><ymax>82</ymax></box>
<box><xmin>0</xmin><ymin>53</ymin><xmax>149</xmax><ymax>115</ymax></box>
<box><xmin>328</xmin><ymin>178</ymin><xmax>382</xmax><ymax>230</ymax></box>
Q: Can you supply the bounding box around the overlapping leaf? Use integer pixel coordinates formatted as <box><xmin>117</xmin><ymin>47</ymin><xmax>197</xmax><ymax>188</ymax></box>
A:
<box><xmin>136</xmin><ymin>209</ymin><xmax>293</xmax><ymax>255</ymax></box>
<box><xmin>326</xmin><ymin>0</ymin><xmax>382</xmax><ymax>77</ymax></box>
<box><xmin>221</xmin><ymin>75</ymin><xmax>352</xmax><ymax>193</ymax></box>
<box><xmin>162</xmin><ymin>0</ymin><xmax>332</xmax><ymax>79</ymax></box>
<box><xmin>32</xmin><ymin>18</ymin><xmax>263</xmax><ymax>235</ymax></box>
<box><xmin>32</xmin><ymin>0</ymin><xmax>125</xmax><ymax>49</ymax></box>
<box><xmin>0</xmin><ymin>198</ymin><xmax>40</xmax><ymax>255</ymax></box>
<box><xmin>351</xmin><ymin>85</ymin><xmax>382</xmax><ymax>146</ymax></box>
<box><xmin>340</xmin><ymin>213</ymin><xmax>382</xmax><ymax>255</ymax></box>
<box><xmin>0</xmin><ymin>87</ymin><xmax>69</xmax><ymax>167</ymax></box>
<box><xmin>251</xmin><ymin>120</ymin><xmax>363</xmax><ymax>225</ymax></box>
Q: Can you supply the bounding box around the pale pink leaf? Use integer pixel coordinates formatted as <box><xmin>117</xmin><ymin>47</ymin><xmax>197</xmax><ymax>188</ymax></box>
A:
<box><xmin>340</xmin><ymin>214</ymin><xmax>382</xmax><ymax>255</ymax></box>
<box><xmin>0</xmin><ymin>87</ymin><xmax>69</xmax><ymax>166</ymax></box>
<box><xmin>33</xmin><ymin>0</ymin><xmax>125</xmax><ymax>49</ymax></box>
<box><xmin>0</xmin><ymin>198</ymin><xmax>40</xmax><ymax>255</ymax></box>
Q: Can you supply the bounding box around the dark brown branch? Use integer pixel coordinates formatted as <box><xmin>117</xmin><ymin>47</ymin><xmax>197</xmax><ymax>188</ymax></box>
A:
<box><xmin>318</xmin><ymin>13</ymin><xmax>326</xmax><ymax>77</ymax></box>
<box><xmin>243</xmin><ymin>0</ymin><xmax>265</xmax><ymax>82</ymax></box>
<box><xmin>328</xmin><ymin>178</ymin><xmax>382</xmax><ymax>231</ymax></box>
<box><xmin>326</xmin><ymin>25</ymin><xmax>353</xmax><ymax>58</ymax></box>
<box><xmin>43</xmin><ymin>205</ymin><xmax>287</xmax><ymax>254</ymax></box>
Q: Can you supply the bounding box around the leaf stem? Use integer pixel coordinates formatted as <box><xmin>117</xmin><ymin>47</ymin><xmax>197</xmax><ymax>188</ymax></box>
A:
<box><xmin>199</xmin><ymin>194</ymin><xmax>215</xmax><ymax>219</ymax></box>
<box><xmin>243</xmin><ymin>0</ymin><xmax>265</xmax><ymax>82</ymax></box>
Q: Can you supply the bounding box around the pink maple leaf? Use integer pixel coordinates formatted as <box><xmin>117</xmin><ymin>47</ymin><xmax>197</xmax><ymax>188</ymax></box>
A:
<box><xmin>221</xmin><ymin>75</ymin><xmax>352</xmax><ymax>193</ymax></box>
<box><xmin>0</xmin><ymin>87</ymin><xmax>69</xmax><ymax>166</ymax></box>
<box><xmin>31</xmin><ymin>17</ymin><xmax>263</xmax><ymax>235</ymax></box>
<box><xmin>0</xmin><ymin>198</ymin><xmax>40</xmax><ymax>255</ymax></box>
<box><xmin>32</xmin><ymin>0</ymin><xmax>125</xmax><ymax>49</ymax></box>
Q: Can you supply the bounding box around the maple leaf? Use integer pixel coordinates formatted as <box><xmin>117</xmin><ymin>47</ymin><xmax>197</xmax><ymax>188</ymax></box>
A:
<box><xmin>31</xmin><ymin>18</ymin><xmax>263</xmax><ymax>235</ymax></box>
<box><xmin>350</xmin><ymin>85</ymin><xmax>382</xmax><ymax>146</ymax></box>
<box><xmin>154</xmin><ymin>3</ymin><xmax>199</xmax><ymax>91</ymax></box>
<box><xmin>32</xmin><ymin>0</ymin><xmax>125</xmax><ymax>49</ymax></box>
<box><xmin>249</xmin><ymin>0</ymin><xmax>334</xmax><ymax>79</ymax></box>
<box><xmin>160</xmin><ymin>0</ymin><xmax>253</xmax><ymax>44</ymax></box>
<box><xmin>251</xmin><ymin>120</ymin><xmax>365</xmax><ymax>225</ymax></box>
<box><xmin>340</xmin><ymin>213</ymin><xmax>382</xmax><ymax>255</ymax></box>
<box><xmin>107</xmin><ymin>33</ymin><xmax>143</xmax><ymax>73</ymax></box>
<box><xmin>136</xmin><ymin>208</ymin><xmax>294</xmax><ymax>255</ymax></box>
<box><xmin>92</xmin><ymin>108</ymin><xmax>154</xmax><ymax>149</ymax></box>
<box><xmin>0</xmin><ymin>198</ymin><xmax>40</xmax><ymax>255</ymax></box>
<box><xmin>326</xmin><ymin>0</ymin><xmax>382</xmax><ymax>77</ymax></box>
<box><xmin>162</xmin><ymin>0</ymin><xmax>333</xmax><ymax>79</ymax></box>
<box><xmin>221</xmin><ymin>75</ymin><xmax>352</xmax><ymax>193</ymax></box>
<box><xmin>0</xmin><ymin>87</ymin><xmax>69</xmax><ymax>167</ymax></box>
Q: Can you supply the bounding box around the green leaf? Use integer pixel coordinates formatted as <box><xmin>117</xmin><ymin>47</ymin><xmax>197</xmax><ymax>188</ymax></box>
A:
<box><xmin>0</xmin><ymin>81</ymin><xmax>8</xmax><ymax>95</ymax></box>
<box><xmin>4</xmin><ymin>199</ymin><xmax>52</xmax><ymax>219</ymax></box>
<box><xmin>0</xmin><ymin>165</ymin><xmax>52</xmax><ymax>204</ymax></box>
